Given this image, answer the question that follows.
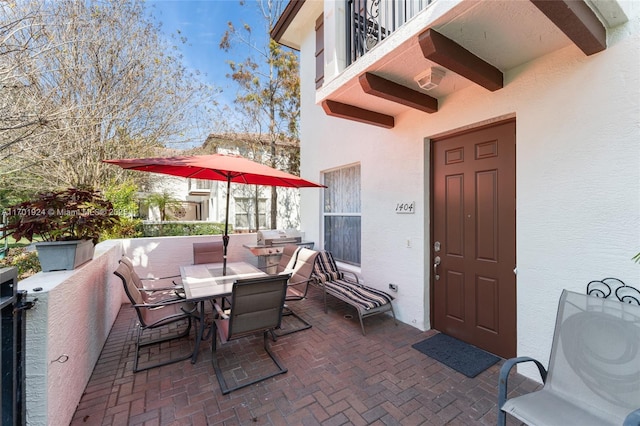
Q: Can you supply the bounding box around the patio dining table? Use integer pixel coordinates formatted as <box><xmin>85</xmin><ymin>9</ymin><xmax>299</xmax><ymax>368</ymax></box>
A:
<box><xmin>180</xmin><ymin>261</ymin><xmax>267</xmax><ymax>363</ymax></box>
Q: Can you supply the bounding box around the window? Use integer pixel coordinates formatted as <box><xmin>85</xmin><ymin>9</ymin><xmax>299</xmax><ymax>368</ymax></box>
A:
<box><xmin>235</xmin><ymin>197</ymin><xmax>266</xmax><ymax>230</ymax></box>
<box><xmin>323</xmin><ymin>164</ymin><xmax>361</xmax><ymax>265</ymax></box>
<box><xmin>187</xmin><ymin>179</ymin><xmax>213</xmax><ymax>194</ymax></box>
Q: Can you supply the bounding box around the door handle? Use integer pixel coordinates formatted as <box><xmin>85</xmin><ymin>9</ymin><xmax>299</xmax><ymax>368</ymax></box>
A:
<box><xmin>433</xmin><ymin>256</ymin><xmax>441</xmax><ymax>280</ymax></box>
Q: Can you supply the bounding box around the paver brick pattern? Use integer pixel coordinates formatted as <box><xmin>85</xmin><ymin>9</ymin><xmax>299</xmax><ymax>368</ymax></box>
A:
<box><xmin>71</xmin><ymin>286</ymin><xmax>535</xmax><ymax>425</ymax></box>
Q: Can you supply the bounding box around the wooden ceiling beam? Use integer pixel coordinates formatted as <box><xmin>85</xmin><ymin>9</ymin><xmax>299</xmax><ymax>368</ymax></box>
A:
<box><xmin>530</xmin><ymin>0</ymin><xmax>606</xmax><ymax>56</ymax></box>
<box><xmin>321</xmin><ymin>100</ymin><xmax>395</xmax><ymax>129</ymax></box>
<box><xmin>359</xmin><ymin>72</ymin><xmax>438</xmax><ymax>114</ymax></box>
<box><xmin>418</xmin><ymin>28</ymin><xmax>503</xmax><ymax>92</ymax></box>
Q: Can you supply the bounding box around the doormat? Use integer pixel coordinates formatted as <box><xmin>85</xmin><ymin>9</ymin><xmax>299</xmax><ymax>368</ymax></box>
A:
<box><xmin>411</xmin><ymin>333</ymin><xmax>500</xmax><ymax>378</ymax></box>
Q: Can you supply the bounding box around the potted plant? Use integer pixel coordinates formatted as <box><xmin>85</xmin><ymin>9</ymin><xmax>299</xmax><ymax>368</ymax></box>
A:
<box><xmin>1</xmin><ymin>187</ymin><xmax>120</xmax><ymax>272</ymax></box>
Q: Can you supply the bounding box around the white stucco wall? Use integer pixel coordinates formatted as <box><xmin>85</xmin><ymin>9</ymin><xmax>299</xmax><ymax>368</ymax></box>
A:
<box><xmin>121</xmin><ymin>233</ymin><xmax>260</xmax><ymax>278</ymax></box>
<box><xmin>19</xmin><ymin>240</ymin><xmax>125</xmax><ymax>426</ymax></box>
<box><xmin>298</xmin><ymin>2</ymin><xmax>640</xmax><ymax>381</ymax></box>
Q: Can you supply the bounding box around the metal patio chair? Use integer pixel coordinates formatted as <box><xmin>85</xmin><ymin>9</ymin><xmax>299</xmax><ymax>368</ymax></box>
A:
<box><xmin>498</xmin><ymin>289</ymin><xmax>640</xmax><ymax>426</ymax></box>
<box><xmin>193</xmin><ymin>241</ymin><xmax>224</xmax><ymax>264</ymax></box>
<box><xmin>193</xmin><ymin>240</ymin><xmax>228</xmax><ymax>310</ymax></box>
<box><xmin>276</xmin><ymin>245</ymin><xmax>318</xmax><ymax>301</ymax></box>
<box><xmin>114</xmin><ymin>263</ymin><xmax>201</xmax><ymax>372</ymax></box>
<box><xmin>272</xmin><ymin>245</ymin><xmax>319</xmax><ymax>335</ymax></box>
<box><xmin>211</xmin><ymin>274</ymin><xmax>289</xmax><ymax>395</ymax></box>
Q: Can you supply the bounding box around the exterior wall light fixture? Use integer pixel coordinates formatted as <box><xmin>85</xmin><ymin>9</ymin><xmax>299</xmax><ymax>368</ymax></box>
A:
<box><xmin>415</xmin><ymin>67</ymin><xmax>446</xmax><ymax>91</ymax></box>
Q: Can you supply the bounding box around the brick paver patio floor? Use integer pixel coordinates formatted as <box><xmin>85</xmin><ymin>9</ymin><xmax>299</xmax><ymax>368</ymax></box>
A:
<box><xmin>71</xmin><ymin>286</ymin><xmax>537</xmax><ymax>425</ymax></box>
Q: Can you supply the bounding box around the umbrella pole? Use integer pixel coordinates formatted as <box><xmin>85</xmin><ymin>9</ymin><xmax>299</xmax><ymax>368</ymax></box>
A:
<box><xmin>222</xmin><ymin>177</ymin><xmax>231</xmax><ymax>276</ymax></box>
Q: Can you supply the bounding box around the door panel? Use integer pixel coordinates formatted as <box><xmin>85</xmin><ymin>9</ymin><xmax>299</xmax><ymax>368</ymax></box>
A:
<box><xmin>432</xmin><ymin>120</ymin><xmax>516</xmax><ymax>359</ymax></box>
<box><xmin>445</xmin><ymin>174</ymin><xmax>464</xmax><ymax>256</ymax></box>
<box><xmin>445</xmin><ymin>270</ymin><xmax>465</xmax><ymax>320</ymax></box>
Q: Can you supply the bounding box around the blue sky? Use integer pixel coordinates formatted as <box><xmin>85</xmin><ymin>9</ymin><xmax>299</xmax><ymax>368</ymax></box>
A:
<box><xmin>146</xmin><ymin>0</ymin><xmax>268</xmax><ymax>107</ymax></box>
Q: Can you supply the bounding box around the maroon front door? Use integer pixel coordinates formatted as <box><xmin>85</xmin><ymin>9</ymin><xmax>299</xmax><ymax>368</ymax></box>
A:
<box><xmin>431</xmin><ymin>119</ymin><xmax>516</xmax><ymax>359</ymax></box>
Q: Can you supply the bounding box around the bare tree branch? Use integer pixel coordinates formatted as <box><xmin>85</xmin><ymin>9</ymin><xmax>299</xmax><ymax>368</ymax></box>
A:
<box><xmin>0</xmin><ymin>0</ymin><xmax>221</xmax><ymax>193</ymax></box>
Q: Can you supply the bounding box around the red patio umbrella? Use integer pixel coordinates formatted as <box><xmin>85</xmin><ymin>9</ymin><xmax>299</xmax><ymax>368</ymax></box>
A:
<box><xmin>104</xmin><ymin>153</ymin><xmax>325</xmax><ymax>275</ymax></box>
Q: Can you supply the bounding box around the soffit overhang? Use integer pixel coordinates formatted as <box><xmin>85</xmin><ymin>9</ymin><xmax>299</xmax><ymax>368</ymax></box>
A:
<box><xmin>272</xmin><ymin>0</ymin><xmax>322</xmax><ymax>51</ymax></box>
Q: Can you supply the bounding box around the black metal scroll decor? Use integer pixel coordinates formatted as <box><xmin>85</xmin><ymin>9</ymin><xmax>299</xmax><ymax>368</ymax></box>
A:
<box><xmin>586</xmin><ymin>278</ymin><xmax>640</xmax><ymax>306</ymax></box>
<box><xmin>347</xmin><ymin>0</ymin><xmax>394</xmax><ymax>64</ymax></box>
<box><xmin>347</xmin><ymin>0</ymin><xmax>435</xmax><ymax>65</ymax></box>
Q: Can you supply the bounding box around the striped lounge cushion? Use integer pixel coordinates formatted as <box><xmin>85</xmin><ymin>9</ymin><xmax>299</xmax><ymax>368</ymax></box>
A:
<box><xmin>325</xmin><ymin>279</ymin><xmax>394</xmax><ymax>311</ymax></box>
<box><xmin>313</xmin><ymin>250</ymin><xmax>344</xmax><ymax>283</ymax></box>
<box><xmin>313</xmin><ymin>250</ymin><xmax>394</xmax><ymax>310</ymax></box>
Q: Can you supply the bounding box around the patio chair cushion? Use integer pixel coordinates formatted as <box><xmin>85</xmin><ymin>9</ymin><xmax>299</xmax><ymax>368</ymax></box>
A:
<box><xmin>324</xmin><ymin>278</ymin><xmax>394</xmax><ymax>311</ymax></box>
<box><xmin>312</xmin><ymin>250</ymin><xmax>344</xmax><ymax>283</ymax></box>
<box><xmin>120</xmin><ymin>256</ymin><xmax>145</xmax><ymax>290</ymax></box>
<box><xmin>277</xmin><ymin>245</ymin><xmax>300</xmax><ymax>272</ymax></box>
<box><xmin>287</xmin><ymin>248</ymin><xmax>318</xmax><ymax>286</ymax></box>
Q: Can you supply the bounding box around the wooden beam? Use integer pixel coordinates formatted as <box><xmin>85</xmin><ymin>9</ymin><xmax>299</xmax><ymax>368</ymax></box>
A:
<box><xmin>418</xmin><ymin>28</ymin><xmax>503</xmax><ymax>92</ymax></box>
<box><xmin>530</xmin><ymin>0</ymin><xmax>606</xmax><ymax>55</ymax></box>
<box><xmin>359</xmin><ymin>72</ymin><xmax>438</xmax><ymax>114</ymax></box>
<box><xmin>321</xmin><ymin>100</ymin><xmax>394</xmax><ymax>129</ymax></box>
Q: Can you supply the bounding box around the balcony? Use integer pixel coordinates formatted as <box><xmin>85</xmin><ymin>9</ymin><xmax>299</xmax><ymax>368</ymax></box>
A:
<box><xmin>188</xmin><ymin>178</ymin><xmax>214</xmax><ymax>196</ymax></box>
<box><xmin>347</xmin><ymin>0</ymin><xmax>435</xmax><ymax>66</ymax></box>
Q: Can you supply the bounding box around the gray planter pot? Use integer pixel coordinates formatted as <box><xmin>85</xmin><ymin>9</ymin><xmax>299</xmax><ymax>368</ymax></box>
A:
<box><xmin>35</xmin><ymin>240</ymin><xmax>95</xmax><ymax>272</ymax></box>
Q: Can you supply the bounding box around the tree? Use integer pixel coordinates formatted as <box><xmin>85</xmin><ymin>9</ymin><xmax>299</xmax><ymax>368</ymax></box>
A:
<box><xmin>0</xmin><ymin>0</ymin><xmax>220</xmax><ymax>193</ymax></box>
<box><xmin>220</xmin><ymin>0</ymin><xmax>300</xmax><ymax>230</ymax></box>
<box><xmin>144</xmin><ymin>190</ymin><xmax>181</xmax><ymax>222</ymax></box>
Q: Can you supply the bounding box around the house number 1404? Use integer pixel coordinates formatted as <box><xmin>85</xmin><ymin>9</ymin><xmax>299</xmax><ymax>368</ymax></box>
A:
<box><xmin>395</xmin><ymin>202</ymin><xmax>415</xmax><ymax>214</ymax></box>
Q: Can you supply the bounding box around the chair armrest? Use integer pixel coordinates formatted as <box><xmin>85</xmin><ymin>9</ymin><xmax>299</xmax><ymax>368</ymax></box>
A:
<box><xmin>288</xmin><ymin>277</ymin><xmax>312</xmax><ymax>287</ymax></box>
<box><xmin>498</xmin><ymin>356</ymin><xmax>548</xmax><ymax>426</ymax></box>
<box><xmin>139</xmin><ymin>274</ymin><xmax>181</xmax><ymax>281</ymax></box>
<box><xmin>500</xmin><ymin>356</ymin><xmax>548</xmax><ymax>384</ymax></box>
<box><xmin>133</xmin><ymin>297</ymin><xmax>189</xmax><ymax>308</ymax></box>
<box><xmin>142</xmin><ymin>285</ymin><xmax>183</xmax><ymax>292</ymax></box>
<box><xmin>342</xmin><ymin>270</ymin><xmax>360</xmax><ymax>285</ymax></box>
<box><xmin>624</xmin><ymin>409</ymin><xmax>640</xmax><ymax>426</ymax></box>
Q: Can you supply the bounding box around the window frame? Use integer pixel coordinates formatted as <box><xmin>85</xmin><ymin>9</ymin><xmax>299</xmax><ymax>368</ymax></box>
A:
<box><xmin>234</xmin><ymin>196</ymin><xmax>267</xmax><ymax>230</ymax></box>
<box><xmin>322</xmin><ymin>163</ymin><xmax>361</xmax><ymax>266</ymax></box>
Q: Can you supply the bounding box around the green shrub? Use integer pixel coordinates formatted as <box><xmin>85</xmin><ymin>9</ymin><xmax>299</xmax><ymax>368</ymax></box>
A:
<box><xmin>141</xmin><ymin>221</ymin><xmax>227</xmax><ymax>237</ymax></box>
<box><xmin>103</xmin><ymin>180</ymin><xmax>139</xmax><ymax>218</ymax></box>
<box><xmin>101</xmin><ymin>217</ymin><xmax>144</xmax><ymax>240</ymax></box>
<box><xmin>0</xmin><ymin>247</ymin><xmax>41</xmax><ymax>280</ymax></box>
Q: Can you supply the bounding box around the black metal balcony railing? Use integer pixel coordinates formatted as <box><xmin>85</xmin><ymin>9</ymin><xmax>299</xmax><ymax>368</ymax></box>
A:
<box><xmin>346</xmin><ymin>0</ymin><xmax>435</xmax><ymax>65</ymax></box>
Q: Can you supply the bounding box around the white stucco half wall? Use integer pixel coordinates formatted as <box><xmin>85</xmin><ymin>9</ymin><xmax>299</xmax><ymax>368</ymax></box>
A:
<box><xmin>19</xmin><ymin>240</ymin><xmax>124</xmax><ymax>426</ymax></box>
